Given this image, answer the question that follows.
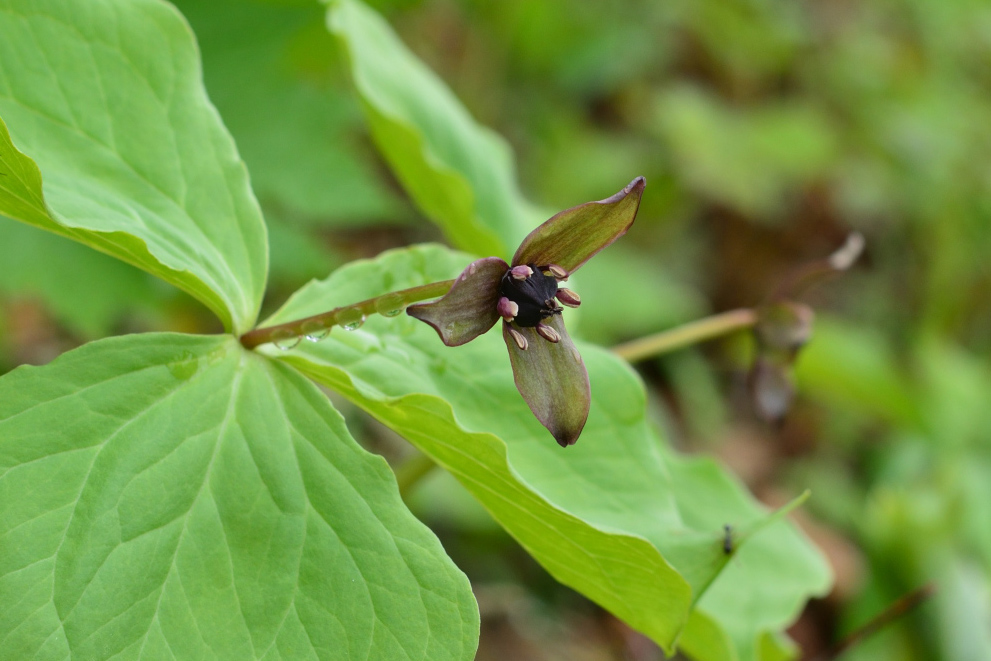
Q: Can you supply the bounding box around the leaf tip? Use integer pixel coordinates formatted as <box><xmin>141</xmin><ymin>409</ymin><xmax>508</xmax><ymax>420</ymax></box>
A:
<box><xmin>554</xmin><ymin>427</ymin><xmax>583</xmax><ymax>447</ymax></box>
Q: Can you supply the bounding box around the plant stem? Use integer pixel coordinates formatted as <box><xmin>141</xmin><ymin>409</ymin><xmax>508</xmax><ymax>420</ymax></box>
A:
<box><xmin>394</xmin><ymin>452</ymin><xmax>438</xmax><ymax>500</ymax></box>
<box><xmin>771</xmin><ymin>231</ymin><xmax>865</xmax><ymax>301</ymax></box>
<box><xmin>611</xmin><ymin>308</ymin><xmax>758</xmax><ymax>363</ymax></box>
<box><xmin>240</xmin><ymin>279</ymin><xmax>455</xmax><ymax>350</ymax></box>
<box><xmin>813</xmin><ymin>583</ymin><xmax>936</xmax><ymax>661</ymax></box>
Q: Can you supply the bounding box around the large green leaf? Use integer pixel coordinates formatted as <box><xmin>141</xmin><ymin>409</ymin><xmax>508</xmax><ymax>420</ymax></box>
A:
<box><xmin>261</xmin><ymin>243</ymin><xmax>831</xmax><ymax>658</ymax></box>
<box><xmin>0</xmin><ymin>0</ymin><xmax>267</xmax><ymax>334</ymax></box>
<box><xmin>668</xmin><ymin>454</ymin><xmax>831</xmax><ymax>661</ymax></box>
<box><xmin>326</xmin><ymin>0</ymin><xmax>543</xmax><ymax>258</ymax></box>
<box><xmin>0</xmin><ymin>333</ymin><xmax>477</xmax><ymax>659</ymax></box>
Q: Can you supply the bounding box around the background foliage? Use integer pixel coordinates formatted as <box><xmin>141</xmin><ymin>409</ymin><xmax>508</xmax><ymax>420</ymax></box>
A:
<box><xmin>2</xmin><ymin>0</ymin><xmax>990</xmax><ymax>658</ymax></box>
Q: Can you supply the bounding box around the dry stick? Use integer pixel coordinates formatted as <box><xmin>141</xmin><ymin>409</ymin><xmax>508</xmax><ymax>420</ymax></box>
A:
<box><xmin>611</xmin><ymin>308</ymin><xmax>759</xmax><ymax>363</ymax></box>
<box><xmin>772</xmin><ymin>232</ymin><xmax>865</xmax><ymax>301</ymax></box>
<box><xmin>812</xmin><ymin>583</ymin><xmax>936</xmax><ymax>661</ymax></box>
<box><xmin>240</xmin><ymin>279</ymin><xmax>455</xmax><ymax>350</ymax></box>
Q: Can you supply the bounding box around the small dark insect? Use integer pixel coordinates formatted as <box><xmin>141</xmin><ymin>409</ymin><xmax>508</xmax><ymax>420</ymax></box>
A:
<box><xmin>722</xmin><ymin>524</ymin><xmax>734</xmax><ymax>555</ymax></box>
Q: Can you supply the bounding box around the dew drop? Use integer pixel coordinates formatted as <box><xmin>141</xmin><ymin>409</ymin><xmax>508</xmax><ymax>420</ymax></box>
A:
<box><xmin>301</xmin><ymin>320</ymin><xmax>330</xmax><ymax>342</ymax></box>
<box><xmin>375</xmin><ymin>293</ymin><xmax>406</xmax><ymax>317</ymax></box>
<box><xmin>572</xmin><ymin>347</ymin><xmax>582</xmax><ymax>363</ymax></box>
<box><xmin>272</xmin><ymin>329</ymin><xmax>301</xmax><ymax>350</ymax></box>
<box><xmin>305</xmin><ymin>330</ymin><xmax>329</xmax><ymax>342</ymax></box>
<box><xmin>168</xmin><ymin>350</ymin><xmax>200</xmax><ymax>381</ymax></box>
<box><xmin>336</xmin><ymin>307</ymin><xmax>366</xmax><ymax>331</ymax></box>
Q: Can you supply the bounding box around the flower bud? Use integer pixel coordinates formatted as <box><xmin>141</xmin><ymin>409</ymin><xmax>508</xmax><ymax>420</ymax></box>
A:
<box><xmin>756</xmin><ymin>301</ymin><xmax>814</xmax><ymax>352</ymax></box>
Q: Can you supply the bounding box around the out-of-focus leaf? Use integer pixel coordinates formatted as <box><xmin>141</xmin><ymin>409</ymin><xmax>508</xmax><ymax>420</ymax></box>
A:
<box><xmin>474</xmin><ymin>0</ymin><xmax>665</xmax><ymax>95</ymax></box>
<box><xmin>655</xmin><ymin>87</ymin><xmax>838</xmax><ymax>220</ymax></box>
<box><xmin>173</xmin><ymin>0</ymin><xmax>402</xmax><ymax>227</ymax></box>
<box><xmin>934</xmin><ymin>555</ymin><xmax>991</xmax><ymax>660</ymax></box>
<box><xmin>795</xmin><ymin>316</ymin><xmax>920</xmax><ymax>428</ymax></box>
<box><xmin>260</xmin><ymin>243</ymin><xmax>831</xmax><ymax>657</ymax></box>
<box><xmin>326</xmin><ymin>0</ymin><xmax>543</xmax><ymax>257</ymax></box>
<box><xmin>676</xmin><ymin>0</ymin><xmax>807</xmax><ymax>83</ymax></box>
<box><xmin>406</xmin><ymin>465</ymin><xmax>502</xmax><ymax>534</ymax></box>
<box><xmin>914</xmin><ymin>336</ymin><xmax>991</xmax><ymax>449</ymax></box>
<box><xmin>0</xmin><ymin>0</ymin><xmax>267</xmax><ymax>334</ymax></box>
<box><xmin>265</xmin><ymin>219</ymin><xmax>341</xmax><ymax>290</ymax></box>
<box><xmin>531</xmin><ymin>126</ymin><xmax>659</xmax><ymax>214</ymax></box>
<box><xmin>0</xmin><ymin>333</ymin><xmax>478</xmax><ymax>659</ymax></box>
<box><xmin>662</xmin><ymin>349</ymin><xmax>729</xmax><ymax>444</ymax></box>
<box><xmin>0</xmin><ymin>219</ymin><xmax>162</xmax><ymax>338</ymax></box>
<box><xmin>572</xmin><ymin>245</ymin><xmax>706</xmax><ymax>344</ymax></box>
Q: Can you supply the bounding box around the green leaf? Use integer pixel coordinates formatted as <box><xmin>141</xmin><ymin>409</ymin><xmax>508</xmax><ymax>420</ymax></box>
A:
<box><xmin>654</xmin><ymin>86</ymin><xmax>837</xmax><ymax>221</ymax></box>
<box><xmin>0</xmin><ymin>0</ymin><xmax>267</xmax><ymax>334</ymax></box>
<box><xmin>326</xmin><ymin>0</ymin><xmax>543</xmax><ymax>257</ymax></box>
<box><xmin>172</xmin><ymin>0</ymin><xmax>402</xmax><ymax>228</ymax></box>
<box><xmin>261</xmin><ymin>243</ymin><xmax>831</xmax><ymax>657</ymax></box>
<box><xmin>0</xmin><ymin>333</ymin><xmax>478</xmax><ymax>659</ymax></box>
<box><xmin>265</xmin><ymin>219</ymin><xmax>342</xmax><ymax>290</ymax></box>
<box><xmin>667</xmin><ymin>456</ymin><xmax>832</xmax><ymax>661</ymax></box>
<box><xmin>795</xmin><ymin>316</ymin><xmax>920</xmax><ymax>428</ymax></box>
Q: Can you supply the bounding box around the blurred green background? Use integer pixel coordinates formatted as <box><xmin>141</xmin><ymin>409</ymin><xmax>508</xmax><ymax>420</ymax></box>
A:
<box><xmin>3</xmin><ymin>0</ymin><xmax>991</xmax><ymax>658</ymax></box>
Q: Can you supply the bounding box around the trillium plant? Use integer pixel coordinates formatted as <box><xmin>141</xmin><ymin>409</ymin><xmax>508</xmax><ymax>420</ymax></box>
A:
<box><xmin>243</xmin><ymin>178</ymin><xmax>643</xmax><ymax>447</ymax></box>
<box><xmin>0</xmin><ymin>1</ymin><xmax>833</xmax><ymax>660</ymax></box>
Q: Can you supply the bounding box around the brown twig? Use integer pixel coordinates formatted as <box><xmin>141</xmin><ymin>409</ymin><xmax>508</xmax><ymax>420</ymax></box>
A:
<box><xmin>771</xmin><ymin>232</ymin><xmax>865</xmax><ymax>301</ymax></box>
<box><xmin>811</xmin><ymin>582</ymin><xmax>936</xmax><ymax>661</ymax></box>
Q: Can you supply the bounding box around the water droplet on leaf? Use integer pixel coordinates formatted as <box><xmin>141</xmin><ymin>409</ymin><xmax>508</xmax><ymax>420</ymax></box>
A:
<box><xmin>301</xmin><ymin>320</ymin><xmax>330</xmax><ymax>342</ymax></box>
<box><xmin>168</xmin><ymin>350</ymin><xmax>200</xmax><ymax>380</ymax></box>
<box><xmin>375</xmin><ymin>293</ymin><xmax>406</xmax><ymax>317</ymax></box>
<box><xmin>273</xmin><ymin>330</ymin><xmax>301</xmax><ymax>350</ymax></box>
<box><xmin>336</xmin><ymin>307</ymin><xmax>366</xmax><ymax>331</ymax></box>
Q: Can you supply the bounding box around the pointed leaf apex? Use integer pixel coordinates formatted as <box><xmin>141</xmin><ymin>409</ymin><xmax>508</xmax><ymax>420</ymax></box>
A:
<box><xmin>512</xmin><ymin>177</ymin><xmax>646</xmax><ymax>273</ymax></box>
<box><xmin>407</xmin><ymin>257</ymin><xmax>508</xmax><ymax>346</ymax></box>
<box><xmin>502</xmin><ymin>317</ymin><xmax>590</xmax><ymax>447</ymax></box>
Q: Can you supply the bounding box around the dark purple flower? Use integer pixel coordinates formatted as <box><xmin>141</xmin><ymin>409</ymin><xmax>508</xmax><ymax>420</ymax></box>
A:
<box><xmin>408</xmin><ymin>177</ymin><xmax>646</xmax><ymax>447</ymax></box>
